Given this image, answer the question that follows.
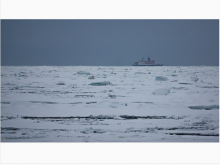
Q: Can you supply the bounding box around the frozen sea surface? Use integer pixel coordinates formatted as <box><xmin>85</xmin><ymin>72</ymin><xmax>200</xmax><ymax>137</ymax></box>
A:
<box><xmin>1</xmin><ymin>66</ymin><xmax>219</xmax><ymax>142</ymax></box>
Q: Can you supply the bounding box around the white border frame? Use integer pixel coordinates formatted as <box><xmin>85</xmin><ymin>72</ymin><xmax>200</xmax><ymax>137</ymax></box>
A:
<box><xmin>1</xmin><ymin>0</ymin><xmax>219</xmax><ymax>19</ymax></box>
<box><xmin>0</xmin><ymin>0</ymin><xmax>219</xmax><ymax>164</ymax></box>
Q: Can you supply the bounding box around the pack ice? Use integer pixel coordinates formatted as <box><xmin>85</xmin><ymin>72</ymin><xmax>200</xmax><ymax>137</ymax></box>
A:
<box><xmin>1</xmin><ymin>66</ymin><xmax>219</xmax><ymax>142</ymax></box>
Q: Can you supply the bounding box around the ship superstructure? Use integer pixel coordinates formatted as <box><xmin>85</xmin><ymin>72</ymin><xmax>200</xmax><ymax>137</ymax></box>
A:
<box><xmin>132</xmin><ymin>57</ymin><xmax>163</xmax><ymax>66</ymax></box>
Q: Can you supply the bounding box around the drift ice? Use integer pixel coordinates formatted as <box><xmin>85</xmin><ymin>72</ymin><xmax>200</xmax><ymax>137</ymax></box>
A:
<box><xmin>89</xmin><ymin>81</ymin><xmax>111</xmax><ymax>86</ymax></box>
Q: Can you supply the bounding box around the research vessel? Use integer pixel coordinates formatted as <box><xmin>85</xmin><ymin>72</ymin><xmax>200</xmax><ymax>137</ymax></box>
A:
<box><xmin>132</xmin><ymin>57</ymin><xmax>163</xmax><ymax>66</ymax></box>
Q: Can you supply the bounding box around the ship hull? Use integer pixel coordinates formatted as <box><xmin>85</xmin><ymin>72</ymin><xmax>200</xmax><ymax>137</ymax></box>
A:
<box><xmin>132</xmin><ymin>64</ymin><xmax>163</xmax><ymax>66</ymax></box>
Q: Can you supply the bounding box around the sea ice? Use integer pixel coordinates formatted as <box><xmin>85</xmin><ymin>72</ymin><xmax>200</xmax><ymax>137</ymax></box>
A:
<box><xmin>89</xmin><ymin>81</ymin><xmax>111</xmax><ymax>86</ymax></box>
<box><xmin>1</xmin><ymin>66</ymin><xmax>219</xmax><ymax>142</ymax></box>
<box><xmin>77</xmin><ymin>71</ymin><xmax>91</xmax><ymax>75</ymax></box>
<box><xmin>57</xmin><ymin>82</ymin><xmax>65</xmax><ymax>85</ymax></box>
<box><xmin>135</xmin><ymin>72</ymin><xmax>146</xmax><ymax>74</ymax></box>
<box><xmin>88</xmin><ymin>76</ymin><xmax>95</xmax><ymax>79</ymax></box>
<box><xmin>155</xmin><ymin>76</ymin><xmax>168</xmax><ymax>81</ymax></box>
<box><xmin>188</xmin><ymin>105</ymin><xmax>219</xmax><ymax>110</ymax></box>
<box><xmin>191</xmin><ymin>77</ymin><xmax>199</xmax><ymax>82</ymax></box>
<box><xmin>152</xmin><ymin>88</ymin><xmax>170</xmax><ymax>95</ymax></box>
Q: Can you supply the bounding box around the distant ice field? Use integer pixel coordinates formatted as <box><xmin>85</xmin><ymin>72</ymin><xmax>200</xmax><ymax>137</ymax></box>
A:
<box><xmin>1</xmin><ymin>66</ymin><xmax>219</xmax><ymax>142</ymax></box>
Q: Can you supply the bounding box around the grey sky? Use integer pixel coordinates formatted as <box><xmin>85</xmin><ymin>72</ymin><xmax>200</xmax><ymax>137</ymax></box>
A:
<box><xmin>1</xmin><ymin>20</ymin><xmax>219</xmax><ymax>66</ymax></box>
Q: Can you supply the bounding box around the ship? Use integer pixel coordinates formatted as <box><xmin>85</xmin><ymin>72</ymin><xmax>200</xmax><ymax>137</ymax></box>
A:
<box><xmin>132</xmin><ymin>57</ymin><xmax>163</xmax><ymax>66</ymax></box>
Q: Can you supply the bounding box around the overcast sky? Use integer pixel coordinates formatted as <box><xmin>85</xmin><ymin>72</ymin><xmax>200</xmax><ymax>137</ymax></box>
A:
<box><xmin>1</xmin><ymin>19</ymin><xmax>219</xmax><ymax>66</ymax></box>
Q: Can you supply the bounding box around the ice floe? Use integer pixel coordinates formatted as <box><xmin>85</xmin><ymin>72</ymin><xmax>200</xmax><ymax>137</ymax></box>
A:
<box><xmin>188</xmin><ymin>105</ymin><xmax>219</xmax><ymax>110</ymax></box>
<box><xmin>152</xmin><ymin>88</ymin><xmax>170</xmax><ymax>95</ymax></box>
<box><xmin>89</xmin><ymin>81</ymin><xmax>111</xmax><ymax>86</ymax></box>
<box><xmin>88</xmin><ymin>76</ymin><xmax>95</xmax><ymax>79</ymax></box>
<box><xmin>155</xmin><ymin>76</ymin><xmax>168</xmax><ymax>81</ymax></box>
<box><xmin>191</xmin><ymin>77</ymin><xmax>199</xmax><ymax>82</ymax></box>
<box><xmin>57</xmin><ymin>82</ymin><xmax>65</xmax><ymax>85</ymax></box>
<box><xmin>77</xmin><ymin>71</ymin><xmax>91</xmax><ymax>75</ymax></box>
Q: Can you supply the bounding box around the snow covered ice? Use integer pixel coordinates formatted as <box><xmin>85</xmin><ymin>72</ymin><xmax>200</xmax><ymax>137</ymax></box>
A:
<box><xmin>1</xmin><ymin>66</ymin><xmax>219</xmax><ymax>142</ymax></box>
